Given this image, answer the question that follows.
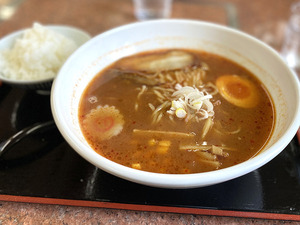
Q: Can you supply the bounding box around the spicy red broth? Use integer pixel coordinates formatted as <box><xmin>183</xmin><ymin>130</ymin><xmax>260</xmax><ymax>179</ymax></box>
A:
<box><xmin>78</xmin><ymin>49</ymin><xmax>275</xmax><ymax>174</ymax></box>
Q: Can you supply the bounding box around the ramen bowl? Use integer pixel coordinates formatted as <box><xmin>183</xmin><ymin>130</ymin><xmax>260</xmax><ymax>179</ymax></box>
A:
<box><xmin>51</xmin><ymin>19</ymin><xmax>300</xmax><ymax>189</ymax></box>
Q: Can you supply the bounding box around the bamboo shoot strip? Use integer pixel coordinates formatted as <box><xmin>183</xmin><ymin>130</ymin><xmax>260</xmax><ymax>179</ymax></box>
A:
<box><xmin>133</xmin><ymin>129</ymin><xmax>195</xmax><ymax>138</ymax></box>
<box><xmin>195</xmin><ymin>151</ymin><xmax>216</xmax><ymax>161</ymax></box>
<box><xmin>179</xmin><ymin>145</ymin><xmax>211</xmax><ymax>150</ymax></box>
<box><xmin>199</xmin><ymin>159</ymin><xmax>220</xmax><ymax>168</ymax></box>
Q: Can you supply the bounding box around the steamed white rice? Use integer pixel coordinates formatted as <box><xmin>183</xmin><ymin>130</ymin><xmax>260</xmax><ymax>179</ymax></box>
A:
<box><xmin>0</xmin><ymin>23</ymin><xmax>77</xmax><ymax>81</ymax></box>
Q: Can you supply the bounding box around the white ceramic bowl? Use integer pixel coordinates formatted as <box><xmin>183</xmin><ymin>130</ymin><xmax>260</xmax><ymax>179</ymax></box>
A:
<box><xmin>51</xmin><ymin>19</ymin><xmax>300</xmax><ymax>189</ymax></box>
<box><xmin>0</xmin><ymin>25</ymin><xmax>91</xmax><ymax>90</ymax></box>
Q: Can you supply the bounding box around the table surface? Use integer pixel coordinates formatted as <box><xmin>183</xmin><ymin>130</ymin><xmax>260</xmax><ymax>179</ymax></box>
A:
<box><xmin>0</xmin><ymin>0</ymin><xmax>299</xmax><ymax>224</ymax></box>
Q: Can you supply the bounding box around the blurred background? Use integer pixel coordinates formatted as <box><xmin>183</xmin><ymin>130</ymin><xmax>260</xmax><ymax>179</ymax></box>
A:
<box><xmin>0</xmin><ymin>0</ymin><xmax>293</xmax><ymax>45</ymax></box>
<box><xmin>1</xmin><ymin>0</ymin><xmax>298</xmax><ymax>71</ymax></box>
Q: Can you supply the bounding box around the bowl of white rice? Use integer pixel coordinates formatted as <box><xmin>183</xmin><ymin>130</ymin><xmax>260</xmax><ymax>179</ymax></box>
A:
<box><xmin>0</xmin><ymin>23</ymin><xmax>91</xmax><ymax>90</ymax></box>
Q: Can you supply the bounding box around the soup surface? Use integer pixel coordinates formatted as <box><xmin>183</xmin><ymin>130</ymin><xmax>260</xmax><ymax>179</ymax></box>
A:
<box><xmin>79</xmin><ymin>49</ymin><xmax>275</xmax><ymax>174</ymax></box>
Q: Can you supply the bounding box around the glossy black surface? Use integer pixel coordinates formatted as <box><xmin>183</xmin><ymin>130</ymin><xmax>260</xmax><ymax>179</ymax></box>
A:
<box><xmin>0</xmin><ymin>84</ymin><xmax>299</xmax><ymax>215</ymax></box>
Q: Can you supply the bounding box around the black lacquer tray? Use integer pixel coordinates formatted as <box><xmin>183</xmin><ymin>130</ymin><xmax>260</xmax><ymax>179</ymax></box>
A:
<box><xmin>0</xmin><ymin>84</ymin><xmax>300</xmax><ymax>220</ymax></box>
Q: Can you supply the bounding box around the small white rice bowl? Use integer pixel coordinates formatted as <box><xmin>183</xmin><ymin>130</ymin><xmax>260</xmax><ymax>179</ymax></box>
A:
<box><xmin>0</xmin><ymin>23</ymin><xmax>91</xmax><ymax>89</ymax></box>
<box><xmin>51</xmin><ymin>19</ymin><xmax>300</xmax><ymax>189</ymax></box>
